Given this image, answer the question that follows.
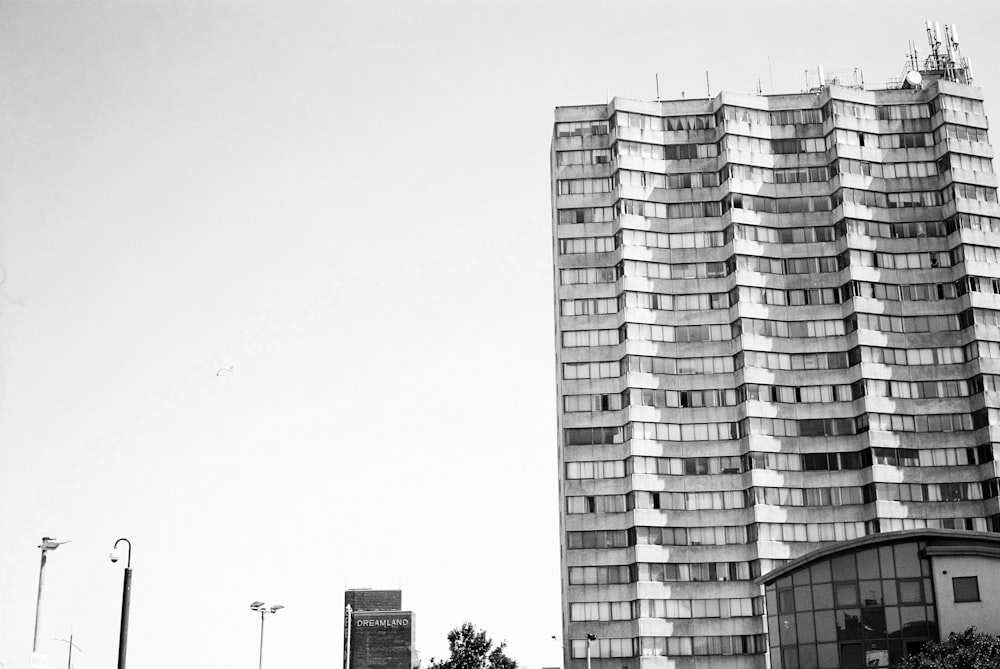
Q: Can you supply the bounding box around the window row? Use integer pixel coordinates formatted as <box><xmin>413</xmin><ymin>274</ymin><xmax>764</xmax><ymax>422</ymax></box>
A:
<box><xmin>864</xmin><ymin>378</ymin><xmax>971</xmax><ymax>400</ymax></box>
<box><xmin>733</xmin><ymin>223</ymin><xmax>837</xmax><ymax>244</ymax></box>
<box><xmin>568</xmin><ymin>597</ymin><xmax>763</xmax><ymax>622</ymax></box>
<box><xmin>734</xmin><ymin>285</ymin><xmax>840</xmax><ymax>306</ymax></box>
<box><xmin>630</xmin><ymin>489</ymin><xmax>747</xmax><ymax>511</ymax></box>
<box><xmin>832</xmin><ymin>100</ymin><xmax>933</xmax><ymax>120</ymax></box>
<box><xmin>877</xmin><ymin>517</ymin><xmax>991</xmax><ymax>533</ymax></box>
<box><xmin>555</xmin><ymin>148</ymin><xmax>612</xmax><ymax>166</ymax></box>
<box><xmin>619</xmin><ymin>198</ymin><xmax>722</xmax><ymax>219</ymax></box>
<box><xmin>934</xmin><ymin>95</ymin><xmax>986</xmax><ymax>116</ymax></box>
<box><xmin>556</xmin><ymin>206</ymin><xmax>615</xmax><ymax>224</ymax></box>
<box><xmin>558</xmin><ymin>236</ymin><xmax>614</xmax><ymax>255</ymax></box>
<box><xmin>745</xmin><ymin>382</ymin><xmax>855</xmax><ymax>404</ymax></box>
<box><xmin>632</xmin><ymin>524</ymin><xmax>749</xmax><ymax>546</ymax></box>
<box><xmin>837</xmin><ymin>157</ymin><xmax>939</xmax><ymax>179</ymax></box>
<box><xmin>867</xmin><ymin>411</ymin><xmax>976</xmax><ymax>433</ymax></box>
<box><xmin>555</xmin><ymin>120</ymin><xmax>610</xmax><ymax>137</ymax></box>
<box><xmin>752</xmin><ymin>521</ymin><xmax>868</xmax><ymax>543</ymax></box>
<box><xmin>626</xmin><ymin>354</ymin><xmax>735</xmax><ymax>375</ymax></box>
<box><xmin>623</xmin><ymin>322</ymin><xmax>733</xmax><ymax>344</ymax></box>
<box><xmin>559</xmin><ymin>297</ymin><xmax>617</xmax><ymax>317</ymax></box>
<box><xmin>734</xmin><ymin>254</ymin><xmax>841</xmax><ymax>275</ymax></box>
<box><xmin>847</xmin><ymin>248</ymin><xmax>952</xmax><ymax>269</ymax></box>
<box><xmin>630</xmin><ymin>420</ymin><xmax>743</xmax><ymax>442</ymax></box>
<box><xmin>556</xmin><ymin>177</ymin><xmax>613</xmax><ymax>195</ymax></box>
<box><xmin>849</xmin><ymin>280</ymin><xmax>958</xmax><ymax>302</ymax></box>
<box><xmin>724</xmin><ymin>163</ymin><xmax>832</xmax><ymax>184</ymax></box>
<box><xmin>634</xmin><ymin>561</ymin><xmax>757</xmax><ymax>583</ymax></box>
<box><xmin>747</xmin><ymin>416</ymin><xmax>860</xmax><ymax>438</ymax></box>
<box><xmin>834</xmin><ymin>129</ymin><xmax>933</xmax><ymax>150</ymax></box>
<box><xmin>740</xmin><ymin>317</ymin><xmax>845</xmax><ymax>338</ymax></box>
<box><xmin>561</xmin><ymin>329</ymin><xmax>619</xmax><ymax>348</ymax></box>
<box><xmin>942</xmin><ymin>152</ymin><xmax>995</xmax><ymax>173</ymax></box>
<box><xmin>615</xmin><ymin>111</ymin><xmax>716</xmax><ymax>131</ymax></box>
<box><xmin>564</xmin><ymin>447</ymin><xmax>994</xmax><ymax>481</ymax></box>
<box><xmin>617</xmin><ymin>169</ymin><xmax>720</xmax><ymax>189</ymax></box>
<box><xmin>625</xmin><ymin>387</ymin><xmax>738</xmax><ymax>409</ymax></box>
<box><xmin>624</xmin><ymin>258</ymin><xmax>726</xmax><ymax>280</ymax></box>
<box><xmin>850</xmin><ymin>312</ymin><xmax>962</xmax><ymax>334</ymax></box>
<box><xmin>619</xmin><ymin>227</ymin><xmax>726</xmax><ymax>249</ymax></box>
<box><xmin>842</xmin><ymin>187</ymin><xmax>945</xmax><ymax>208</ymax></box>
<box><xmin>569</xmin><ymin>635</ymin><xmax>767</xmax><ymax>659</ymax></box>
<box><xmin>722</xmin><ymin>105</ymin><xmax>825</xmax><ymax>125</ymax></box>
<box><xmin>559</xmin><ymin>266</ymin><xmax>617</xmax><ymax>285</ymax></box>
<box><xmin>740</xmin><ymin>349</ymin><xmax>851</xmax><ymax>371</ymax></box>
<box><xmin>617</xmin><ymin>140</ymin><xmax>718</xmax><ymax>161</ymax></box>
<box><xmin>568</xmin><ymin>560</ymin><xmax>756</xmax><ymax>585</ymax></box>
<box><xmin>725</xmin><ymin>134</ymin><xmax>825</xmax><ymax>154</ymax></box>
<box><xmin>871</xmin><ymin>481</ymin><xmax>984</xmax><ymax>503</ymax></box>
<box><xmin>846</xmin><ymin>217</ymin><xmax>950</xmax><ymax>239</ymax></box>
<box><xmin>755</xmin><ymin>486</ymin><xmax>863</xmax><ymax>507</ymax></box>
<box><xmin>561</xmin><ymin>360</ymin><xmax>620</xmax><ymax>380</ymax></box>
<box><xmin>624</xmin><ymin>290</ymin><xmax>730</xmax><ymax>311</ymax></box>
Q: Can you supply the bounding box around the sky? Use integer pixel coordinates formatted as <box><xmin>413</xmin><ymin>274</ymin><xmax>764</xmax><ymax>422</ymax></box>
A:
<box><xmin>1</xmin><ymin>2</ymin><xmax>998</xmax><ymax>668</ymax></box>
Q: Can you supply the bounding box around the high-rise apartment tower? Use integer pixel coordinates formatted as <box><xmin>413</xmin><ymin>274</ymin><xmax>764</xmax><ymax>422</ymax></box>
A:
<box><xmin>551</xmin><ymin>26</ymin><xmax>998</xmax><ymax>669</ymax></box>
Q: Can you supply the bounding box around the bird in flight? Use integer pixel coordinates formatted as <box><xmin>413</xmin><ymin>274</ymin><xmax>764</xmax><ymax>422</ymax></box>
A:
<box><xmin>216</xmin><ymin>365</ymin><xmax>235</xmax><ymax>376</ymax></box>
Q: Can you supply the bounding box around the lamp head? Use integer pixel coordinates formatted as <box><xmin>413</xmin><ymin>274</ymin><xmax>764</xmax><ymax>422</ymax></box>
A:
<box><xmin>39</xmin><ymin>537</ymin><xmax>69</xmax><ymax>551</ymax></box>
<box><xmin>251</xmin><ymin>601</ymin><xmax>265</xmax><ymax>611</ymax></box>
<box><xmin>270</xmin><ymin>605</ymin><xmax>285</xmax><ymax>613</ymax></box>
<box><xmin>109</xmin><ymin>548</ymin><xmax>120</xmax><ymax>563</ymax></box>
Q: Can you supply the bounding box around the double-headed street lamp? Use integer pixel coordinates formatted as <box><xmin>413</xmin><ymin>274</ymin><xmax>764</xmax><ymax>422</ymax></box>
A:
<box><xmin>109</xmin><ymin>538</ymin><xmax>133</xmax><ymax>669</ymax></box>
<box><xmin>33</xmin><ymin>537</ymin><xmax>70</xmax><ymax>655</ymax></box>
<box><xmin>250</xmin><ymin>601</ymin><xmax>284</xmax><ymax>669</ymax></box>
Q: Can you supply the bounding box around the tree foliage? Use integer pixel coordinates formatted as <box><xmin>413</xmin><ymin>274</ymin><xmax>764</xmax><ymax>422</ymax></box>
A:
<box><xmin>893</xmin><ymin>628</ymin><xmax>1000</xmax><ymax>669</ymax></box>
<box><xmin>426</xmin><ymin>623</ymin><xmax>517</xmax><ymax>669</ymax></box>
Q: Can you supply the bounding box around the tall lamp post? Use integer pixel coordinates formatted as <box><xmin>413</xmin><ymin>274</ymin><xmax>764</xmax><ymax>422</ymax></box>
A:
<box><xmin>109</xmin><ymin>538</ymin><xmax>132</xmax><ymax>669</ymax></box>
<box><xmin>33</xmin><ymin>537</ymin><xmax>70</xmax><ymax>655</ymax></box>
<box><xmin>585</xmin><ymin>633</ymin><xmax>596</xmax><ymax>669</ymax></box>
<box><xmin>250</xmin><ymin>601</ymin><xmax>284</xmax><ymax>669</ymax></box>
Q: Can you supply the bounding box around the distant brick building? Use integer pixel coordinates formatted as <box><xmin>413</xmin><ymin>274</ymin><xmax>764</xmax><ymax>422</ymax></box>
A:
<box><xmin>344</xmin><ymin>589</ymin><xmax>416</xmax><ymax>669</ymax></box>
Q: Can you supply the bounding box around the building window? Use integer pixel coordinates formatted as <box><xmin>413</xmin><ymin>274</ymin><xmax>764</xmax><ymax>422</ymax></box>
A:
<box><xmin>952</xmin><ymin>576</ymin><xmax>981</xmax><ymax>602</ymax></box>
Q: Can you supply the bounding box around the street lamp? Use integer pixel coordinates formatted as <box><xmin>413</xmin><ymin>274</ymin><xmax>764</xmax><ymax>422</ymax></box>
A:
<box><xmin>109</xmin><ymin>538</ymin><xmax>132</xmax><ymax>669</ymax></box>
<box><xmin>585</xmin><ymin>633</ymin><xmax>596</xmax><ymax>669</ymax></box>
<box><xmin>250</xmin><ymin>601</ymin><xmax>284</xmax><ymax>669</ymax></box>
<box><xmin>33</xmin><ymin>537</ymin><xmax>70</xmax><ymax>655</ymax></box>
<box><xmin>55</xmin><ymin>634</ymin><xmax>82</xmax><ymax>669</ymax></box>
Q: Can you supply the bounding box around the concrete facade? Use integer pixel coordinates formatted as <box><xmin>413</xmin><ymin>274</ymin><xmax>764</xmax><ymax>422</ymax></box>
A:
<box><xmin>551</xmin><ymin>75</ymin><xmax>1000</xmax><ymax>669</ymax></box>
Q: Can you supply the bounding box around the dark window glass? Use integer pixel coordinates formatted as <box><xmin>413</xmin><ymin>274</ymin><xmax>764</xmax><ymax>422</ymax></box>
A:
<box><xmin>899</xmin><ymin>580</ymin><xmax>923</xmax><ymax>604</ymax></box>
<box><xmin>836</xmin><ymin>583</ymin><xmax>859</xmax><ymax>607</ymax></box>
<box><xmin>815</xmin><ymin>610</ymin><xmax>838</xmax><ymax>643</ymax></box>
<box><xmin>811</xmin><ymin>560</ymin><xmax>833</xmax><ymax>583</ymax></box>
<box><xmin>894</xmin><ymin>544</ymin><xmax>921</xmax><ymax>577</ymax></box>
<box><xmin>878</xmin><ymin>546</ymin><xmax>896</xmax><ymax>579</ymax></box>
<box><xmin>840</xmin><ymin>642</ymin><xmax>863</xmax><ymax>666</ymax></box>
<box><xmin>797</xmin><ymin>612</ymin><xmax>817</xmax><ymax>644</ymax></box>
<box><xmin>837</xmin><ymin>609</ymin><xmax>863</xmax><ymax>640</ymax></box>
<box><xmin>832</xmin><ymin>555</ymin><xmax>858</xmax><ymax>581</ymax></box>
<box><xmin>795</xmin><ymin>585</ymin><xmax>814</xmax><ymax>612</ymax></box>
<box><xmin>778</xmin><ymin>589</ymin><xmax>796</xmax><ymax>613</ymax></box>
<box><xmin>857</xmin><ymin>549</ymin><xmax>880</xmax><ymax>580</ymax></box>
<box><xmin>817</xmin><ymin>642</ymin><xmax>839</xmax><ymax>669</ymax></box>
<box><xmin>813</xmin><ymin>582</ymin><xmax>835</xmax><ymax>610</ymax></box>
<box><xmin>953</xmin><ymin>576</ymin><xmax>981</xmax><ymax>602</ymax></box>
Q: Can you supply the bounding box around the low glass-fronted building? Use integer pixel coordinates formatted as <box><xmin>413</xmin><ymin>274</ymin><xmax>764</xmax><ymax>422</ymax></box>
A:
<box><xmin>759</xmin><ymin>529</ymin><xmax>1000</xmax><ymax>668</ymax></box>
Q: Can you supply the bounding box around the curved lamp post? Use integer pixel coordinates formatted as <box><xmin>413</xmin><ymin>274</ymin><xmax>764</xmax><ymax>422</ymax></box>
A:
<box><xmin>33</xmin><ymin>537</ymin><xmax>70</xmax><ymax>655</ymax></box>
<box><xmin>109</xmin><ymin>538</ymin><xmax>132</xmax><ymax>669</ymax></box>
<box><xmin>55</xmin><ymin>634</ymin><xmax>81</xmax><ymax>669</ymax></box>
<box><xmin>250</xmin><ymin>601</ymin><xmax>284</xmax><ymax>669</ymax></box>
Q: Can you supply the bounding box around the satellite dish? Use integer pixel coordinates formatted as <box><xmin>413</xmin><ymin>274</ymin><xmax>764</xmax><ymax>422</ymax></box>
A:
<box><xmin>903</xmin><ymin>71</ymin><xmax>923</xmax><ymax>88</ymax></box>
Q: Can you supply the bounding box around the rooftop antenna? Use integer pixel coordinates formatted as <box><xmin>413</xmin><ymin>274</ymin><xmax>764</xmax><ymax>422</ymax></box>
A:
<box><xmin>767</xmin><ymin>56</ymin><xmax>775</xmax><ymax>94</ymax></box>
<box><xmin>706</xmin><ymin>70</ymin><xmax>711</xmax><ymax>97</ymax></box>
<box><xmin>655</xmin><ymin>74</ymin><xmax>660</xmax><ymax>101</ymax></box>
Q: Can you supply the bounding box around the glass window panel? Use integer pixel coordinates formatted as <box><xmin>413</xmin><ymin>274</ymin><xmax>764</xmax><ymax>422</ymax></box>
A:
<box><xmin>899</xmin><ymin>580</ymin><xmax>922</xmax><ymax>604</ymax></box>
<box><xmin>817</xmin><ymin>642</ymin><xmax>839</xmax><ymax>669</ymax></box>
<box><xmin>797</xmin><ymin>612</ymin><xmax>817</xmax><ymax>644</ymax></box>
<box><xmin>837</xmin><ymin>608</ymin><xmax>863</xmax><ymax>640</ymax></box>
<box><xmin>813</xmin><ymin>582</ymin><xmax>835</xmax><ymax>610</ymax></box>
<box><xmin>815</xmin><ymin>610</ymin><xmax>837</xmax><ymax>643</ymax></box>
<box><xmin>832</xmin><ymin>554</ymin><xmax>858</xmax><ymax>581</ymax></box>
<box><xmin>811</xmin><ymin>560</ymin><xmax>833</xmax><ymax>583</ymax></box>
<box><xmin>894</xmin><ymin>544</ymin><xmax>921</xmax><ymax>577</ymax></box>
<box><xmin>879</xmin><ymin>546</ymin><xmax>896</xmax><ymax>579</ymax></box>
<box><xmin>860</xmin><ymin>580</ymin><xmax>883</xmax><ymax>607</ymax></box>
<box><xmin>795</xmin><ymin>585</ymin><xmax>814</xmax><ymax>612</ymax></box>
<box><xmin>857</xmin><ymin>549</ymin><xmax>880</xmax><ymax>580</ymax></box>
<box><xmin>835</xmin><ymin>583</ymin><xmax>859</xmax><ymax>607</ymax></box>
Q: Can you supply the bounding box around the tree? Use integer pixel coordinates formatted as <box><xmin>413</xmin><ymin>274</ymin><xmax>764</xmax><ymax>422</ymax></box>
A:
<box><xmin>893</xmin><ymin>628</ymin><xmax>1000</xmax><ymax>669</ymax></box>
<box><xmin>426</xmin><ymin>623</ymin><xmax>517</xmax><ymax>669</ymax></box>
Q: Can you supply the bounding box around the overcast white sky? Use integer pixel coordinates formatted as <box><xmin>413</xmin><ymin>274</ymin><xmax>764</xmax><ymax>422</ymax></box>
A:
<box><xmin>1</xmin><ymin>2</ymin><xmax>999</xmax><ymax>669</ymax></box>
